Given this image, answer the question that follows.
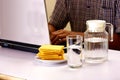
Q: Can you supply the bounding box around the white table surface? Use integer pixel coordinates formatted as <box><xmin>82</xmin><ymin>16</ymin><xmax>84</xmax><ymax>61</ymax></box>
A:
<box><xmin>0</xmin><ymin>47</ymin><xmax>120</xmax><ymax>80</ymax></box>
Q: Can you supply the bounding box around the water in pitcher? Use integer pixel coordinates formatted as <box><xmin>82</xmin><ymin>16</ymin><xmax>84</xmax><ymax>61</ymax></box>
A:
<box><xmin>84</xmin><ymin>37</ymin><xmax>108</xmax><ymax>63</ymax></box>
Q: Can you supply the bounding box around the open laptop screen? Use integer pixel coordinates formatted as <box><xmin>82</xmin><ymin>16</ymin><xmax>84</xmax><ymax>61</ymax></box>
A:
<box><xmin>0</xmin><ymin>0</ymin><xmax>50</xmax><ymax>53</ymax></box>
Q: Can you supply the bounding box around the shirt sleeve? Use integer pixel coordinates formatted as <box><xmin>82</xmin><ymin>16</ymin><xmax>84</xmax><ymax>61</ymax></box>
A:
<box><xmin>48</xmin><ymin>0</ymin><xmax>69</xmax><ymax>30</ymax></box>
<box><xmin>115</xmin><ymin>0</ymin><xmax>120</xmax><ymax>33</ymax></box>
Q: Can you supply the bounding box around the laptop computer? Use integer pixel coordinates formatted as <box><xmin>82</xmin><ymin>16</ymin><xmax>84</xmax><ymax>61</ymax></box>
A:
<box><xmin>0</xmin><ymin>0</ymin><xmax>51</xmax><ymax>53</ymax></box>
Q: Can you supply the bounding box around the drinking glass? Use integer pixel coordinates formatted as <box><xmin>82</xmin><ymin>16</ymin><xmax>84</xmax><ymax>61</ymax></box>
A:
<box><xmin>66</xmin><ymin>35</ymin><xmax>83</xmax><ymax>68</ymax></box>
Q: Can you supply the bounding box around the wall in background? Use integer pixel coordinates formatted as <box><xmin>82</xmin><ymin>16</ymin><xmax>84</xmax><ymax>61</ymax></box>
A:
<box><xmin>45</xmin><ymin>0</ymin><xmax>71</xmax><ymax>31</ymax></box>
<box><xmin>45</xmin><ymin>0</ymin><xmax>56</xmax><ymax>21</ymax></box>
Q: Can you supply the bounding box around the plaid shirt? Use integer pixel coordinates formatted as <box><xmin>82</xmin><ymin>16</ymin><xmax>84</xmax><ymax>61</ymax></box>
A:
<box><xmin>49</xmin><ymin>0</ymin><xmax>120</xmax><ymax>33</ymax></box>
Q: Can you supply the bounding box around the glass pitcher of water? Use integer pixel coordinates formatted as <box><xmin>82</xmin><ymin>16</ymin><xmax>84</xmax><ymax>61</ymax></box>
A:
<box><xmin>84</xmin><ymin>20</ymin><xmax>113</xmax><ymax>63</ymax></box>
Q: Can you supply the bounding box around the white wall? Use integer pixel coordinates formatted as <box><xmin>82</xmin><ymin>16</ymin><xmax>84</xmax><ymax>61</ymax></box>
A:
<box><xmin>45</xmin><ymin>0</ymin><xmax>56</xmax><ymax>21</ymax></box>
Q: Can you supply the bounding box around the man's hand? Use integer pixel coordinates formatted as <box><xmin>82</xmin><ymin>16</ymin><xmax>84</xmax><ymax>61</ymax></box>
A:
<box><xmin>50</xmin><ymin>29</ymin><xmax>84</xmax><ymax>45</ymax></box>
<box><xmin>48</xmin><ymin>24</ymin><xmax>83</xmax><ymax>45</ymax></box>
<box><xmin>50</xmin><ymin>29</ymin><xmax>70</xmax><ymax>45</ymax></box>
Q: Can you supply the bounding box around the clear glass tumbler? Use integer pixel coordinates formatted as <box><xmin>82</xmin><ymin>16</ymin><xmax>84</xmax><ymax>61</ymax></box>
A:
<box><xmin>66</xmin><ymin>35</ymin><xmax>83</xmax><ymax>68</ymax></box>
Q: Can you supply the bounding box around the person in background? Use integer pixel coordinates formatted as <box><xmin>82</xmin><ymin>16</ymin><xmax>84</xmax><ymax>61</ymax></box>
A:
<box><xmin>48</xmin><ymin>0</ymin><xmax>120</xmax><ymax>50</ymax></box>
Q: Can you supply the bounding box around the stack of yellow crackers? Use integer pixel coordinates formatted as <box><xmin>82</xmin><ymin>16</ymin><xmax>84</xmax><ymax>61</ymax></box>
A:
<box><xmin>36</xmin><ymin>45</ymin><xmax>64</xmax><ymax>60</ymax></box>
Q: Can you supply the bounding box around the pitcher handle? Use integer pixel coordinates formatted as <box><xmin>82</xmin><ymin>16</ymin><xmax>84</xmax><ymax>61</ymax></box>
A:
<box><xmin>106</xmin><ymin>23</ymin><xmax>114</xmax><ymax>42</ymax></box>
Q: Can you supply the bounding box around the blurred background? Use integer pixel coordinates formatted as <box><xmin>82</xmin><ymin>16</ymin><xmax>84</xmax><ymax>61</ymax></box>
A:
<box><xmin>45</xmin><ymin>0</ymin><xmax>71</xmax><ymax>31</ymax></box>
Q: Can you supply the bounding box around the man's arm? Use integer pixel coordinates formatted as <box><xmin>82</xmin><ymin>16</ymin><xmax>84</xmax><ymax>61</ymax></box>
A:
<box><xmin>48</xmin><ymin>24</ymin><xmax>83</xmax><ymax>45</ymax></box>
<box><xmin>48</xmin><ymin>23</ymin><xmax>56</xmax><ymax>35</ymax></box>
